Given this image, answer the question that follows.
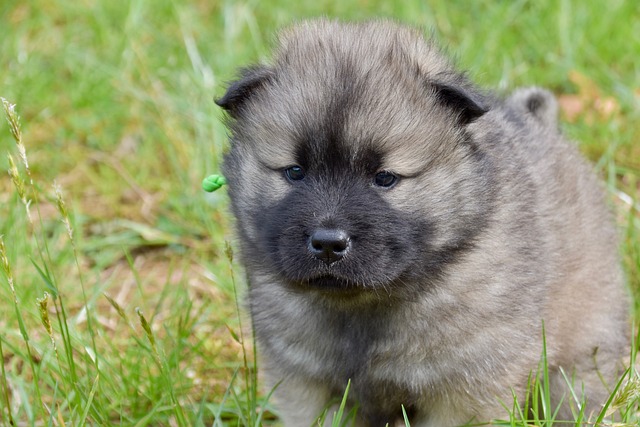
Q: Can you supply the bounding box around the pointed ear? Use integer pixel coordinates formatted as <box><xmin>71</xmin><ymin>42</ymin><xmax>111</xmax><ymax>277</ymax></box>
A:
<box><xmin>430</xmin><ymin>82</ymin><xmax>489</xmax><ymax>125</ymax></box>
<box><xmin>215</xmin><ymin>66</ymin><xmax>274</xmax><ymax>115</ymax></box>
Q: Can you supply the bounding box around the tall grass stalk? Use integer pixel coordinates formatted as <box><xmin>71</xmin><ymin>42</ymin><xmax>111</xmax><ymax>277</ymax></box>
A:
<box><xmin>0</xmin><ymin>337</ymin><xmax>14</xmax><ymax>425</ymax></box>
<box><xmin>1</xmin><ymin>234</ymin><xmax>46</xmax><ymax>420</ymax></box>
<box><xmin>225</xmin><ymin>241</ymin><xmax>262</xmax><ymax>426</ymax></box>
<box><xmin>53</xmin><ymin>182</ymin><xmax>99</xmax><ymax>374</ymax></box>
<box><xmin>136</xmin><ymin>306</ymin><xmax>189</xmax><ymax>426</ymax></box>
<box><xmin>2</xmin><ymin>99</ymin><xmax>104</xmax><ymax>423</ymax></box>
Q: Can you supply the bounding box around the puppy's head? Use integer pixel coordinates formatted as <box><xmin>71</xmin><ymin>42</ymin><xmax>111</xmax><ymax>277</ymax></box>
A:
<box><xmin>219</xmin><ymin>20</ymin><xmax>494</xmax><ymax>297</ymax></box>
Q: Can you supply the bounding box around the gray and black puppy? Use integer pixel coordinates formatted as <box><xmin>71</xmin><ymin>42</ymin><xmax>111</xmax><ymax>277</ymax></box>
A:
<box><xmin>216</xmin><ymin>20</ymin><xmax>629</xmax><ymax>427</ymax></box>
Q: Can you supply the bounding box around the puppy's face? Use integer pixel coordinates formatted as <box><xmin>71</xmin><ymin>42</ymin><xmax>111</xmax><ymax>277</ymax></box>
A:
<box><xmin>219</xmin><ymin>22</ymin><xmax>495</xmax><ymax>296</ymax></box>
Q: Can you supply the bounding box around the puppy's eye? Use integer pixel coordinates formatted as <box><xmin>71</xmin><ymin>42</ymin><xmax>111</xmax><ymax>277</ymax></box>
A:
<box><xmin>285</xmin><ymin>165</ymin><xmax>306</xmax><ymax>182</ymax></box>
<box><xmin>374</xmin><ymin>171</ymin><xmax>398</xmax><ymax>188</ymax></box>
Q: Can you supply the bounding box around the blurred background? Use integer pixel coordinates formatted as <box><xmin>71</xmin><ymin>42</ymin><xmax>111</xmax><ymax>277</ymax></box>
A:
<box><xmin>1</xmin><ymin>0</ymin><xmax>638</xmax><ymax>425</ymax></box>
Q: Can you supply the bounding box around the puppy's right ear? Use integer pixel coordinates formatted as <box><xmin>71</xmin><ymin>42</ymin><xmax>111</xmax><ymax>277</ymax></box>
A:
<box><xmin>430</xmin><ymin>81</ymin><xmax>488</xmax><ymax>125</ymax></box>
<box><xmin>215</xmin><ymin>66</ymin><xmax>274</xmax><ymax>116</ymax></box>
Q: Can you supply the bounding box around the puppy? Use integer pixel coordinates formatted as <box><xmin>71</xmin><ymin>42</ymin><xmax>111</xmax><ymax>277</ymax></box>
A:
<box><xmin>216</xmin><ymin>20</ymin><xmax>629</xmax><ymax>426</ymax></box>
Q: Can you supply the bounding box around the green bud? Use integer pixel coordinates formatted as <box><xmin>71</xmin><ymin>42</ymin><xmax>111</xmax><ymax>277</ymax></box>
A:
<box><xmin>202</xmin><ymin>174</ymin><xmax>227</xmax><ymax>192</ymax></box>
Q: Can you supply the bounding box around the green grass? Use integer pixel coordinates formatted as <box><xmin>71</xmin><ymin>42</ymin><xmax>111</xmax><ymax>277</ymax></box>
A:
<box><xmin>0</xmin><ymin>0</ymin><xmax>639</xmax><ymax>425</ymax></box>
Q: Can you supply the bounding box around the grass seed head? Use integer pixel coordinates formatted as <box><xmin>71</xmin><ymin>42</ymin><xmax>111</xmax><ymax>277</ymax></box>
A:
<box><xmin>0</xmin><ymin>236</ymin><xmax>17</xmax><ymax>302</ymax></box>
<box><xmin>7</xmin><ymin>154</ymin><xmax>32</xmax><ymax>221</ymax></box>
<box><xmin>53</xmin><ymin>182</ymin><xmax>73</xmax><ymax>241</ymax></box>
<box><xmin>224</xmin><ymin>241</ymin><xmax>234</xmax><ymax>263</ymax></box>
<box><xmin>7</xmin><ymin>154</ymin><xmax>26</xmax><ymax>200</ymax></box>
<box><xmin>1</xmin><ymin>97</ymin><xmax>22</xmax><ymax>144</ymax></box>
<box><xmin>0</xmin><ymin>235</ymin><xmax>11</xmax><ymax>278</ymax></box>
<box><xmin>37</xmin><ymin>292</ymin><xmax>53</xmax><ymax>337</ymax></box>
<box><xmin>1</xmin><ymin>98</ymin><xmax>29</xmax><ymax>171</ymax></box>
<box><xmin>104</xmin><ymin>293</ymin><xmax>129</xmax><ymax>323</ymax></box>
<box><xmin>135</xmin><ymin>307</ymin><xmax>155</xmax><ymax>347</ymax></box>
<box><xmin>608</xmin><ymin>372</ymin><xmax>640</xmax><ymax>417</ymax></box>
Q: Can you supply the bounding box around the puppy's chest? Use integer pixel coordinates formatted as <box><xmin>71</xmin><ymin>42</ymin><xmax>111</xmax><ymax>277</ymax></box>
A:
<box><xmin>257</xmin><ymin>301</ymin><xmax>422</xmax><ymax>403</ymax></box>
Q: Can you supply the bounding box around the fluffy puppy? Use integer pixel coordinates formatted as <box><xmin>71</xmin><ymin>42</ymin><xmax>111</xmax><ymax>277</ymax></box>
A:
<box><xmin>216</xmin><ymin>20</ymin><xmax>629</xmax><ymax>427</ymax></box>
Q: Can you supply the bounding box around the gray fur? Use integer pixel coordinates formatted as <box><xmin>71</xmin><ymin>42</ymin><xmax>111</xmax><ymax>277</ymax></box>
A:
<box><xmin>217</xmin><ymin>20</ymin><xmax>629</xmax><ymax>427</ymax></box>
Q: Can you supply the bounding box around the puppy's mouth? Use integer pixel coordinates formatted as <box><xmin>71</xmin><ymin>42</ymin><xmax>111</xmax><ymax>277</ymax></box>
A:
<box><xmin>295</xmin><ymin>275</ymin><xmax>362</xmax><ymax>292</ymax></box>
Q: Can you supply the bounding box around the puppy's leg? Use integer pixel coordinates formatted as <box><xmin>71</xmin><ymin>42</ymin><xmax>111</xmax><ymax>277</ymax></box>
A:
<box><xmin>269</xmin><ymin>376</ymin><xmax>332</xmax><ymax>427</ymax></box>
<box><xmin>548</xmin><ymin>354</ymin><xmax>626</xmax><ymax>422</ymax></box>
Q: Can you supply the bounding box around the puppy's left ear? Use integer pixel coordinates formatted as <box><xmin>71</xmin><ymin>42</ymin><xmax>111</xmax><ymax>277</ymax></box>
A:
<box><xmin>431</xmin><ymin>81</ymin><xmax>489</xmax><ymax>125</ymax></box>
<box><xmin>215</xmin><ymin>66</ymin><xmax>274</xmax><ymax>116</ymax></box>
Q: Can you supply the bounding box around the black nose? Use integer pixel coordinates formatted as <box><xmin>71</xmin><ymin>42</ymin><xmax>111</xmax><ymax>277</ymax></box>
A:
<box><xmin>308</xmin><ymin>229</ymin><xmax>350</xmax><ymax>265</ymax></box>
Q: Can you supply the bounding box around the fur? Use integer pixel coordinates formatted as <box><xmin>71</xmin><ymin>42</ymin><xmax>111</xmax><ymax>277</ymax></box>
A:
<box><xmin>216</xmin><ymin>20</ymin><xmax>629</xmax><ymax>427</ymax></box>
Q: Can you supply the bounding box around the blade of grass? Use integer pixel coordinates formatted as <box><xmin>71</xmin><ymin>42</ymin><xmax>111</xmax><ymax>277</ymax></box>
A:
<box><xmin>0</xmin><ymin>336</ymin><xmax>15</xmax><ymax>425</ymax></box>
<box><xmin>78</xmin><ymin>374</ymin><xmax>100</xmax><ymax>427</ymax></box>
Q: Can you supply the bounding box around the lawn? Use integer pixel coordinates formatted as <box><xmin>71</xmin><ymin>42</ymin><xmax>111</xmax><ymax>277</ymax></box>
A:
<box><xmin>1</xmin><ymin>0</ymin><xmax>639</xmax><ymax>425</ymax></box>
